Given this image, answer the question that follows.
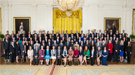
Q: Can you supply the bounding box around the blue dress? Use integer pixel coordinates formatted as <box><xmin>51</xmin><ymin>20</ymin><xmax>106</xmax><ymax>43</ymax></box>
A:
<box><xmin>45</xmin><ymin>50</ymin><xmax>51</xmax><ymax>60</ymax></box>
<box><xmin>102</xmin><ymin>50</ymin><xmax>108</xmax><ymax>66</ymax></box>
<box><xmin>119</xmin><ymin>45</ymin><xmax>124</xmax><ymax>56</ymax></box>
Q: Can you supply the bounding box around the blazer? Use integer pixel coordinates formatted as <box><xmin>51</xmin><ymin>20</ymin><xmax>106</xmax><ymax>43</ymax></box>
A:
<box><xmin>79</xmin><ymin>50</ymin><xmax>84</xmax><ymax>56</ymax></box>
<box><xmin>73</xmin><ymin>49</ymin><xmax>79</xmax><ymax>57</ymax></box>
<box><xmin>113</xmin><ymin>43</ymin><xmax>120</xmax><ymax>51</ymax></box>
<box><xmin>107</xmin><ymin>43</ymin><xmax>113</xmax><ymax>53</ymax></box>
<box><xmin>59</xmin><ymin>43</ymin><xmax>64</xmax><ymax>50</ymax></box>
<box><xmin>39</xmin><ymin>49</ymin><xmax>45</xmax><ymax>58</ymax></box>
<box><xmin>33</xmin><ymin>49</ymin><xmax>39</xmax><ymax>58</ymax></box>
<box><xmin>51</xmin><ymin>50</ymin><xmax>56</xmax><ymax>56</ymax></box>
<box><xmin>126</xmin><ymin>45</ymin><xmax>132</xmax><ymax>53</ymax></box>
<box><xmin>15</xmin><ymin>44</ymin><xmax>20</xmax><ymax>53</ymax></box>
<box><xmin>29</xmin><ymin>44</ymin><xmax>34</xmax><ymax>49</ymax></box>
<box><xmin>20</xmin><ymin>44</ymin><xmax>24</xmax><ymax>53</ymax></box>
<box><xmin>3</xmin><ymin>40</ymin><xmax>10</xmax><ymax>50</ymax></box>
<box><xmin>10</xmin><ymin>44</ymin><xmax>15</xmax><ymax>53</ymax></box>
<box><xmin>120</xmin><ymin>45</ymin><xmax>124</xmax><ymax>51</ymax></box>
<box><xmin>90</xmin><ymin>50</ymin><xmax>96</xmax><ymax>58</ymax></box>
<box><xmin>56</xmin><ymin>49</ymin><xmax>62</xmax><ymax>59</ymax></box>
<box><xmin>101</xmin><ymin>43</ymin><xmax>107</xmax><ymax>50</ymax></box>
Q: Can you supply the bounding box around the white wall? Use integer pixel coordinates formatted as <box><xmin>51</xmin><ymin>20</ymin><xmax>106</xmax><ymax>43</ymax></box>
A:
<box><xmin>0</xmin><ymin>0</ymin><xmax>135</xmax><ymax>35</ymax></box>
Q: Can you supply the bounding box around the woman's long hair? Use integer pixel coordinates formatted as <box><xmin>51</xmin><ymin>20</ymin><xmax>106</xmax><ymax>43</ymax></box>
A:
<box><xmin>84</xmin><ymin>46</ymin><xmax>88</xmax><ymax>52</ymax></box>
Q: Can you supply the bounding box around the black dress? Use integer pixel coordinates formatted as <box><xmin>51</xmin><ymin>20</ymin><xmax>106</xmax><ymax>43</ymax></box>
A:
<box><xmin>25</xmin><ymin>44</ymin><xmax>29</xmax><ymax>56</ymax></box>
<box><xmin>15</xmin><ymin>44</ymin><xmax>20</xmax><ymax>56</ymax></box>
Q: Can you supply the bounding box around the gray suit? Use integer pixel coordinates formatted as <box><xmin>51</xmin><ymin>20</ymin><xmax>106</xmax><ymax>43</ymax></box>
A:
<box><xmin>95</xmin><ymin>42</ymin><xmax>102</xmax><ymax>51</ymax></box>
<box><xmin>20</xmin><ymin>44</ymin><xmax>25</xmax><ymax>56</ymax></box>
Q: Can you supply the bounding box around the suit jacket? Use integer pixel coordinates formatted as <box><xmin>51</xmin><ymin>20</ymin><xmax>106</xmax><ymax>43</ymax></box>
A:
<box><xmin>64</xmin><ymin>42</ymin><xmax>70</xmax><ymax>50</ymax></box>
<box><xmin>29</xmin><ymin>44</ymin><xmax>34</xmax><ymax>49</ymax></box>
<box><xmin>113</xmin><ymin>43</ymin><xmax>120</xmax><ymax>51</ymax></box>
<box><xmin>95</xmin><ymin>42</ymin><xmax>102</xmax><ymax>51</ymax></box>
<box><xmin>47</xmin><ymin>42</ymin><xmax>52</xmax><ymax>50</ymax></box>
<box><xmin>90</xmin><ymin>50</ymin><xmax>96</xmax><ymax>59</ymax></box>
<box><xmin>3</xmin><ymin>40</ymin><xmax>10</xmax><ymax>50</ymax></box>
<box><xmin>56</xmin><ymin>49</ymin><xmax>62</xmax><ymax>59</ymax></box>
<box><xmin>33</xmin><ymin>49</ymin><xmax>39</xmax><ymax>58</ymax></box>
<box><xmin>102</xmin><ymin>43</ymin><xmax>107</xmax><ymax>50</ymax></box>
<box><xmin>52</xmin><ymin>43</ymin><xmax>58</xmax><ymax>49</ymax></box>
<box><xmin>20</xmin><ymin>44</ymin><xmax>24</xmax><ymax>53</ymax></box>
<box><xmin>10</xmin><ymin>44</ymin><xmax>15</xmax><ymax>53</ymax></box>
<box><xmin>59</xmin><ymin>43</ymin><xmax>64</xmax><ymax>50</ymax></box>
<box><xmin>115</xmin><ymin>33</ymin><xmax>119</xmax><ymax>38</ymax></box>
<box><xmin>85</xmin><ymin>43</ymin><xmax>91</xmax><ymax>50</ymax></box>
<box><xmin>93</xmin><ymin>33</ymin><xmax>97</xmax><ymax>37</ymax></box>
<box><xmin>109</xmin><ymin>33</ymin><xmax>114</xmax><ymax>37</ymax></box>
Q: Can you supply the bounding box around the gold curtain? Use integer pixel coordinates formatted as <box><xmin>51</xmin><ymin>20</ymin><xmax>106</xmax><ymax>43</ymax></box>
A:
<box><xmin>53</xmin><ymin>8</ymin><xmax>82</xmax><ymax>34</ymax></box>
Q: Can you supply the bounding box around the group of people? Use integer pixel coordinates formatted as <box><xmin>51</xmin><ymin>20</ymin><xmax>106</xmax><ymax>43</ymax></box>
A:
<box><xmin>3</xmin><ymin>29</ymin><xmax>132</xmax><ymax>66</ymax></box>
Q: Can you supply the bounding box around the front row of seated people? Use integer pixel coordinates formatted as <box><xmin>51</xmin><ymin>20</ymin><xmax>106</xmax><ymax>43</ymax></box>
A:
<box><xmin>25</xmin><ymin>41</ymin><xmax>131</xmax><ymax>66</ymax></box>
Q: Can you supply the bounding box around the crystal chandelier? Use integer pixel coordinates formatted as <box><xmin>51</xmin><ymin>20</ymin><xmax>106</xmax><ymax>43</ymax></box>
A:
<box><xmin>54</xmin><ymin>0</ymin><xmax>84</xmax><ymax>16</ymax></box>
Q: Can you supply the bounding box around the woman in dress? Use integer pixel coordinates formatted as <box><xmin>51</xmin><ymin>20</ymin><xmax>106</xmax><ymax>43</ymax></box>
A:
<box><xmin>62</xmin><ymin>46</ymin><xmax>68</xmax><ymax>67</ymax></box>
<box><xmin>106</xmin><ymin>40</ymin><xmax>113</xmax><ymax>62</ymax></box>
<box><xmin>18</xmin><ymin>37</ymin><xmax>22</xmax><ymax>45</ymax></box>
<box><xmin>27</xmin><ymin>46</ymin><xmax>33</xmax><ymax>65</ymax></box>
<box><xmin>82</xmin><ymin>46</ymin><xmax>90</xmax><ymax>65</ymax></box>
<box><xmin>45</xmin><ymin>45</ymin><xmax>51</xmax><ymax>66</ymax></box>
<box><xmin>68</xmin><ymin>46</ymin><xmax>74</xmax><ymax>66</ymax></box>
<box><xmin>39</xmin><ymin>45</ymin><xmax>45</xmax><ymax>65</ymax></box>
<box><xmin>126</xmin><ymin>41</ymin><xmax>132</xmax><ymax>63</ymax></box>
<box><xmin>102</xmin><ymin>47</ymin><xmax>108</xmax><ymax>66</ymax></box>
<box><xmin>15</xmin><ymin>41</ymin><xmax>20</xmax><ymax>63</ymax></box>
<box><xmin>97</xmin><ymin>47</ymin><xmax>102</xmax><ymax>66</ymax></box>
<box><xmin>79</xmin><ymin>46</ymin><xmax>83</xmax><ymax>65</ymax></box>
<box><xmin>25</xmin><ymin>41</ymin><xmax>29</xmax><ymax>62</ymax></box>
<box><xmin>119</xmin><ymin>40</ymin><xmax>124</xmax><ymax>62</ymax></box>
<box><xmin>51</xmin><ymin>46</ymin><xmax>56</xmax><ymax>65</ymax></box>
<box><xmin>73</xmin><ymin>46</ymin><xmax>79</xmax><ymax>66</ymax></box>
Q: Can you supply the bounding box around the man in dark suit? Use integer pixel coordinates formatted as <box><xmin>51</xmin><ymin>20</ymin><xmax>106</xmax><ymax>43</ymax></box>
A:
<box><xmin>121</xmin><ymin>30</ymin><xmax>126</xmax><ymax>38</ymax></box>
<box><xmin>33</xmin><ymin>45</ymin><xmax>39</xmax><ymax>65</ymax></box>
<box><xmin>64</xmin><ymin>38</ymin><xmax>70</xmax><ymax>50</ymax></box>
<box><xmin>125</xmin><ymin>34</ymin><xmax>130</xmax><ymax>42</ymax></box>
<box><xmin>10</xmin><ymin>41</ymin><xmax>15</xmax><ymax>63</ymax></box>
<box><xmin>64</xmin><ymin>30</ymin><xmax>68</xmax><ymax>37</ymax></box>
<box><xmin>93</xmin><ymin>29</ymin><xmax>97</xmax><ymax>37</ymax></box>
<box><xmin>59</xmin><ymin>40</ymin><xmax>64</xmax><ymax>50</ymax></box>
<box><xmin>51</xmin><ymin>30</ymin><xmax>56</xmax><ymax>37</ymax></box>
<box><xmin>104</xmin><ymin>30</ymin><xmax>107</xmax><ymax>37</ymax></box>
<box><xmin>29</xmin><ymin>41</ymin><xmax>34</xmax><ymax>49</ymax></box>
<box><xmin>45</xmin><ymin>36</ymin><xmax>48</xmax><ymax>44</ymax></box>
<box><xmin>41</xmin><ymin>40</ymin><xmax>46</xmax><ymax>49</ymax></box>
<box><xmin>52</xmin><ymin>40</ymin><xmax>58</xmax><ymax>49</ymax></box>
<box><xmin>113</xmin><ymin>40</ymin><xmax>120</xmax><ymax>62</ymax></box>
<box><xmin>3</xmin><ymin>36</ymin><xmax>10</xmax><ymax>61</ymax></box>
<box><xmin>56</xmin><ymin>36</ymin><xmax>60</xmax><ymax>44</ymax></box>
<box><xmin>70</xmin><ymin>33</ymin><xmax>74</xmax><ymax>40</ymax></box>
<box><xmin>85</xmin><ymin>40</ymin><xmax>91</xmax><ymax>50</ymax></box>
<box><xmin>15</xmin><ymin>34</ymin><xmax>19</xmax><ymax>41</ymax></box>
<box><xmin>115</xmin><ymin>30</ymin><xmax>119</xmax><ymax>38</ymax></box>
<box><xmin>56</xmin><ymin>46</ymin><xmax>62</xmax><ymax>65</ymax></box>
<box><xmin>109</xmin><ymin>29</ymin><xmax>114</xmax><ymax>37</ymax></box>
<box><xmin>74</xmin><ymin>30</ymin><xmax>80</xmax><ymax>38</ymax></box>
<box><xmin>47</xmin><ymin>39</ymin><xmax>52</xmax><ymax>50</ymax></box>
<box><xmin>102</xmin><ymin>40</ymin><xmax>107</xmax><ymax>50</ymax></box>
<box><xmin>79</xmin><ymin>40</ymin><xmax>84</xmax><ymax>49</ymax></box>
<box><xmin>88</xmin><ymin>30</ymin><xmax>92</xmax><ymax>37</ymax></box>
